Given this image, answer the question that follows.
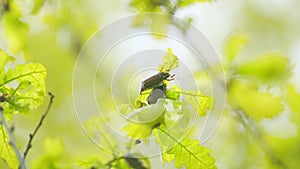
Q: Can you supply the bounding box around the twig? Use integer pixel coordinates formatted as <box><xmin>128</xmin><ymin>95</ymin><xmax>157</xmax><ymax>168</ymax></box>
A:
<box><xmin>235</xmin><ymin>110</ymin><xmax>289</xmax><ymax>169</ymax></box>
<box><xmin>0</xmin><ymin>106</ymin><xmax>25</xmax><ymax>169</ymax></box>
<box><xmin>22</xmin><ymin>92</ymin><xmax>55</xmax><ymax>165</ymax></box>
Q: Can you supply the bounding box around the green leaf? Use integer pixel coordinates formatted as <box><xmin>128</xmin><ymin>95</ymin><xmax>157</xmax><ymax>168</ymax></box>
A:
<box><xmin>0</xmin><ymin>63</ymin><xmax>47</xmax><ymax>115</ymax></box>
<box><xmin>0</xmin><ymin>63</ymin><xmax>47</xmax><ymax>114</ymax></box>
<box><xmin>0</xmin><ymin>49</ymin><xmax>14</xmax><ymax>85</ymax></box>
<box><xmin>135</xmin><ymin>91</ymin><xmax>150</xmax><ymax>108</ymax></box>
<box><xmin>0</xmin><ymin>126</ymin><xmax>18</xmax><ymax>169</ymax></box>
<box><xmin>150</xmin><ymin>9</ymin><xmax>171</xmax><ymax>39</ymax></box>
<box><xmin>166</xmin><ymin>85</ymin><xmax>181</xmax><ymax>100</ymax></box>
<box><xmin>76</xmin><ymin>157</ymin><xmax>102</xmax><ymax>169</ymax></box>
<box><xmin>223</xmin><ymin>33</ymin><xmax>248</xmax><ymax>62</ymax></box>
<box><xmin>158</xmin><ymin>48</ymin><xmax>179</xmax><ymax>72</ymax></box>
<box><xmin>156</xmin><ymin>128</ymin><xmax>216</xmax><ymax>169</ymax></box>
<box><xmin>31</xmin><ymin>0</ymin><xmax>47</xmax><ymax>15</ymax></box>
<box><xmin>0</xmin><ymin>158</ymin><xmax>10</xmax><ymax>169</ymax></box>
<box><xmin>286</xmin><ymin>84</ymin><xmax>300</xmax><ymax>114</ymax></box>
<box><xmin>31</xmin><ymin>137</ymin><xmax>68</xmax><ymax>169</ymax></box>
<box><xmin>84</xmin><ymin>116</ymin><xmax>118</xmax><ymax>152</ymax></box>
<box><xmin>1</xmin><ymin>11</ymin><xmax>29</xmax><ymax>53</ymax></box>
<box><xmin>228</xmin><ymin>79</ymin><xmax>284</xmax><ymax>120</ymax></box>
<box><xmin>236</xmin><ymin>53</ymin><xmax>290</xmax><ymax>81</ymax></box>
<box><xmin>184</xmin><ymin>90</ymin><xmax>213</xmax><ymax>116</ymax></box>
<box><xmin>170</xmin><ymin>139</ymin><xmax>216</xmax><ymax>169</ymax></box>
<box><xmin>178</xmin><ymin>0</ymin><xmax>211</xmax><ymax>7</ymax></box>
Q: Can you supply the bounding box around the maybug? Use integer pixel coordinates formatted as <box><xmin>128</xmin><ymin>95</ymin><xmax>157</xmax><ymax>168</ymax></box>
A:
<box><xmin>140</xmin><ymin>72</ymin><xmax>174</xmax><ymax>94</ymax></box>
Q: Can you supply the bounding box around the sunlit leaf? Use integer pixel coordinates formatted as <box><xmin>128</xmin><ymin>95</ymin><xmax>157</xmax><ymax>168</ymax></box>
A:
<box><xmin>84</xmin><ymin>116</ymin><xmax>118</xmax><ymax>152</ymax></box>
<box><xmin>184</xmin><ymin>90</ymin><xmax>213</xmax><ymax>116</ymax></box>
<box><xmin>123</xmin><ymin>104</ymin><xmax>166</xmax><ymax>138</ymax></box>
<box><xmin>1</xmin><ymin>11</ymin><xmax>29</xmax><ymax>53</ymax></box>
<box><xmin>0</xmin><ymin>158</ymin><xmax>10</xmax><ymax>169</ymax></box>
<box><xmin>166</xmin><ymin>85</ymin><xmax>181</xmax><ymax>100</ymax></box>
<box><xmin>31</xmin><ymin>137</ymin><xmax>68</xmax><ymax>169</ymax></box>
<box><xmin>156</xmin><ymin>128</ymin><xmax>216</xmax><ymax>169</ymax></box>
<box><xmin>0</xmin><ymin>126</ymin><xmax>18</xmax><ymax>169</ymax></box>
<box><xmin>178</xmin><ymin>0</ymin><xmax>211</xmax><ymax>7</ymax></box>
<box><xmin>286</xmin><ymin>84</ymin><xmax>300</xmax><ymax>114</ymax></box>
<box><xmin>0</xmin><ymin>63</ymin><xmax>47</xmax><ymax>115</ymax></box>
<box><xmin>223</xmin><ymin>33</ymin><xmax>248</xmax><ymax>62</ymax></box>
<box><xmin>135</xmin><ymin>91</ymin><xmax>150</xmax><ymax>108</ymax></box>
<box><xmin>150</xmin><ymin>9</ymin><xmax>171</xmax><ymax>39</ymax></box>
<box><xmin>0</xmin><ymin>49</ymin><xmax>14</xmax><ymax>85</ymax></box>
<box><xmin>237</xmin><ymin>53</ymin><xmax>290</xmax><ymax>81</ymax></box>
<box><xmin>31</xmin><ymin>0</ymin><xmax>47</xmax><ymax>15</ymax></box>
<box><xmin>228</xmin><ymin>79</ymin><xmax>284</xmax><ymax>120</ymax></box>
<box><xmin>158</xmin><ymin>48</ymin><xmax>179</xmax><ymax>72</ymax></box>
<box><xmin>76</xmin><ymin>157</ymin><xmax>102</xmax><ymax>169</ymax></box>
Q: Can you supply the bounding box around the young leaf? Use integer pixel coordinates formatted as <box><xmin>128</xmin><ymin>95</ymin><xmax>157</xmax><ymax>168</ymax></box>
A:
<box><xmin>0</xmin><ymin>49</ymin><xmax>14</xmax><ymax>85</ymax></box>
<box><xmin>0</xmin><ymin>63</ymin><xmax>47</xmax><ymax>115</ymax></box>
<box><xmin>31</xmin><ymin>137</ymin><xmax>68</xmax><ymax>169</ymax></box>
<box><xmin>84</xmin><ymin>116</ymin><xmax>118</xmax><ymax>152</ymax></box>
<box><xmin>158</xmin><ymin>48</ymin><xmax>179</xmax><ymax>72</ymax></box>
<box><xmin>0</xmin><ymin>126</ymin><xmax>18</xmax><ymax>169</ymax></box>
<box><xmin>2</xmin><ymin>9</ymin><xmax>29</xmax><ymax>53</ymax></box>
<box><xmin>30</xmin><ymin>0</ymin><xmax>47</xmax><ymax>15</ymax></box>
<box><xmin>178</xmin><ymin>0</ymin><xmax>212</xmax><ymax>7</ymax></box>
<box><xmin>223</xmin><ymin>33</ymin><xmax>248</xmax><ymax>62</ymax></box>
<box><xmin>184</xmin><ymin>90</ymin><xmax>213</xmax><ymax>116</ymax></box>
<box><xmin>170</xmin><ymin>139</ymin><xmax>216</xmax><ymax>169</ymax></box>
<box><xmin>156</xmin><ymin>128</ymin><xmax>216</xmax><ymax>169</ymax></box>
<box><xmin>286</xmin><ymin>84</ymin><xmax>300</xmax><ymax>114</ymax></box>
<box><xmin>236</xmin><ymin>53</ymin><xmax>290</xmax><ymax>82</ymax></box>
<box><xmin>0</xmin><ymin>158</ymin><xmax>10</xmax><ymax>169</ymax></box>
<box><xmin>166</xmin><ymin>85</ymin><xmax>181</xmax><ymax>100</ymax></box>
<box><xmin>228</xmin><ymin>79</ymin><xmax>284</xmax><ymax>120</ymax></box>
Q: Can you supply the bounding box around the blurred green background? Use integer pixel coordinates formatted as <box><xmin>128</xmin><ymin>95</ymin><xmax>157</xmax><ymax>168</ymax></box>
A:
<box><xmin>1</xmin><ymin>0</ymin><xmax>300</xmax><ymax>168</ymax></box>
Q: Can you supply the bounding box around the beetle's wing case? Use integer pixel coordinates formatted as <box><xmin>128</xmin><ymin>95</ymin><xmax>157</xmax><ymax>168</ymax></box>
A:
<box><xmin>140</xmin><ymin>73</ymin><xmax>164</xmax><ymax>93</ymax></box>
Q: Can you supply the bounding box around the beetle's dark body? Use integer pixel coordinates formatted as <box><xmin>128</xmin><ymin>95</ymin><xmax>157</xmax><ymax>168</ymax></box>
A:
<box><xmin>140</xmin><ymin>72</ymin><xmax>171</xmax><ymax>93</ymax></box>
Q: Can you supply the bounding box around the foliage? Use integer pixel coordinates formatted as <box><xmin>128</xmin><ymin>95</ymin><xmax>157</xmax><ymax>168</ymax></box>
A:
<box><xmin>0</xmin><ymin>49</ymin><xmax>47</xmax><ymax>117</ymax></box>
<box><xmin>30</xmin><ymin>137</ymin><xmax>69</xmax><ymax>169</ymax></box>
<box><xmin>130</xmin><ymin>0</ymin><xmax>211</xmax><ymax>36</ymax></box>
<box><xmin>0</xmin><ymin>49</ymin><xmax>47</xmax><ymax>168</ymax></box>
<box><xmin>118</xmin><ymin>49</ymin><xmax>216</xmax><ymax>169</ymax></box>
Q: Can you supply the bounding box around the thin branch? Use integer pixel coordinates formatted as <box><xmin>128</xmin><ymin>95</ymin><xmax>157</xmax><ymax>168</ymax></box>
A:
<box><xmin>0</xmin><ymin>106</ymin><xmax>25</xmax><ymax>169</ymax></box>
<box><xmin>22</xmin><ymin>92</ymin><xmax>55</xmax><ymax>164</ymax></box>
<box><xmin>235</xmin><ymin>110</ymin><xmax>289</xmax><ymax>169</ymax></box>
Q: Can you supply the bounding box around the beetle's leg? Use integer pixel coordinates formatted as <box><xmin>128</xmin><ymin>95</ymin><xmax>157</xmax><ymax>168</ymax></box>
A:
<box><xmin>166</xmin><ymin>74</ymin><xmax>175</xmax><ymax>81</ymax></box>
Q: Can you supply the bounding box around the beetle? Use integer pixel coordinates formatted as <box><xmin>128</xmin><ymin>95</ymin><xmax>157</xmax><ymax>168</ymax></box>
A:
<box><xmin>140</xmin><ymin>72</ymin><xmax>174</xmax><ymax>93</ymax></box>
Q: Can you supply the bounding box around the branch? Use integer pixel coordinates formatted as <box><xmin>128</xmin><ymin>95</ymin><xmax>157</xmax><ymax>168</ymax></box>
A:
<box><xmin>22</xmin><ymin>92</ymin><xmax>55</xmax><ymax>164</ymax></box>
<box><xmin>235</xmin><ymin>110</ymin><xmax>289</xmax><ymax>169</ymax></box>
<box><xmin>0</xmin><ymin>106</ymin><xmax>25</xmax><ymax>169</ymax></box>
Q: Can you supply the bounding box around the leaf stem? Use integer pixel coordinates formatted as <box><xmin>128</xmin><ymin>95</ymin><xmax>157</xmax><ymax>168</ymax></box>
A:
<box><xmin>0</xmin><ymin>106</ymin><xmax>25</xmax><ymax>169</ymax></box>
<box><xmin>22</xmin><ymin>92</ymin><xmax>55</xmax><ymax>165</ymax></box>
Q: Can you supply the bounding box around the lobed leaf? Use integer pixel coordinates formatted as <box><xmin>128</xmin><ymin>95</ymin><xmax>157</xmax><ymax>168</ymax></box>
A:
<box><xmin>155</xmin><ymin>128</ymin><xmax>216</xmax><ymax>169</ymax></box>
<box><xmin>184</xmin><ymin>90</ymin><xmax>213</xmax><ymax>116</ymax></box>
<box><xmin>0</xmin><ymin>126</ymin><xmax>18</xmax><ymax>169</ymax></box>
<box><xmin>0</xmin><ymin>63</ymin><xmax>47</xmax><ymax>115</ymax></box>
<box><xmin>228</xmin><ymin>79</ymin><xmax>284</xmax><ymax>120</ymax></box>
<box><xmin>223</xmin><ymin>33</ymin><xmax>248</xmax><ymax>62</ymax></box>
<box><xmin>158</xmin><ymin>48</ymin><xmax>179</xmax><ymax>72</ymax></box>
<box><xmin>236</xmin><ymin>53</ymin><xmax>290</xmax><ymax>82</ymax></box>
<box><xmin>171</xmin><ymin>139</ymin><xmax>216</xmax><ymax>169</ymax></box>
